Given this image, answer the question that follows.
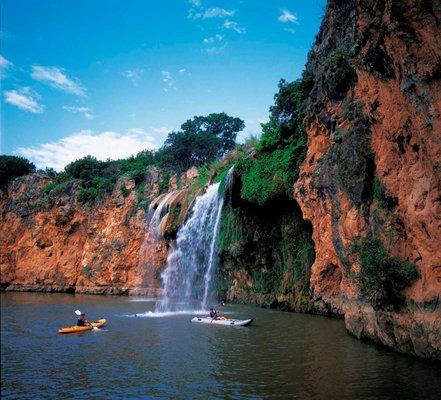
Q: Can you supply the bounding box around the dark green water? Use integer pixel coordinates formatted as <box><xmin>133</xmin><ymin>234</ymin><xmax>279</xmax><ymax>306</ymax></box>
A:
<box><xmin>1</xmin><ymin>292</ymin><xmax>440</xmax><ymax>399</ymax></box>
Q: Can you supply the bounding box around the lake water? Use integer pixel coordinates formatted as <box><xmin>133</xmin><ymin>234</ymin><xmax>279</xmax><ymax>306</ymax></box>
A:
<box><xmin>1</xmin><ymin>292</ymin><xmax>440</xmax><ymax>399</ymax></box>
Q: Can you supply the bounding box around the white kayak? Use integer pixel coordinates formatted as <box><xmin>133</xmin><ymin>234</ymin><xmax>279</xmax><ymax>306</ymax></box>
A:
<box><xmin>191</xmin><ymin>316</ymin><xmax>253</xmax><ymax>326</ymax></box>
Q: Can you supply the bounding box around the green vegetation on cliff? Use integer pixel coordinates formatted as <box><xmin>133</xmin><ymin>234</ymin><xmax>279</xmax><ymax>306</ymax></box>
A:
<box><xmin>217</xmin><ymin>199</ymin><xmax>314</xmax><ymax>310</ymax></box>
<box><xmin>237</xmin><ymin>75</ymin><xmax>313</xmax><ymax>205</ymax></box>
<box><xmin>350</xmin><ymin>234</ymin><xmax>418</xmax><ymax>306</ymax></box>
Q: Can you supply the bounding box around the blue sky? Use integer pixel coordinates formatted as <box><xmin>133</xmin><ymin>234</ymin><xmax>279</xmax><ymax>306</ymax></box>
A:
<box><xmin>1</xmin><ymin>0</ymin><xmax>326</xmax><ymax>170</ymax></box>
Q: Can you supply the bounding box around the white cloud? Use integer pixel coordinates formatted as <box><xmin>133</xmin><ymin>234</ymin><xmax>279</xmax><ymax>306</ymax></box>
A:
<box><xmin>161</xmin><ymin>70</ymin><xmax>175</xmax><ymax>91</ymax></box>
<box><xmin>123</xmin><ymin>69</ymin><xmax>144</xmax><ymax>86</ymax></box>
<box><xmin>189</xmin><ymin>7</ymin><xmax>235</xmax><ymax>20</ymax></box>
<box><xmin>203</xmin><ymin>34</ymin><xmax>223</xmax><ymax>44</ymax></box>
<box><xmin>203</xmin><ymin>8</ymin><xmax>235</xmax><ymax>18</ymax></box>
<box><xmin>31</xmin><ymin>65</ymin><xmax>86</xmax><ymax>96</ymax></box>
<box><xmin>15</xmin><ymin>129</ymin><xmax>158</xmax><ymax>171</ymax></box>
<box><xmin>179</xmin><ymin>68</ymin><xmax>190</xmax><ymax>76</ymax></box>
<box><xmin>223</xmin><ymin>20</ymin><xmax>246</xmax><ymax>34</ymax></box>
<box><xmin>4</xmin><ymin>87</ymin><xmax>44</xmax><ymax>113</ymax></box>
<box><xmin>63</xmin><ymin>106</ymin><xmax>93</xmax><ymax>119</ymax></box>
<box><xmin>0</xmin><ymin>55</ymin><xmax>13</xmax><ymax>69</ymax></box>
<box><xmin>188</xmin><ymin>0</ymin><xmax>201</xmax><ymax>5</ymax></box>
<box><xmin>278</xmin><ymin>9</ymin><xmax>299</xmax><ymax>24</ymax></box>
<box><xmin>0</xmin><ymin>55</ymin><xmax>13</xmax><ymax>78</ymax></box>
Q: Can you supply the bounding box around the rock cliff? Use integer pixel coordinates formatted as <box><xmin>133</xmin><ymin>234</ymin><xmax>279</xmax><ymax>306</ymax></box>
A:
<box><xmin>0</xmin><ymin>171</ymin><xmax>173</xmax><ymax>295</ymax></box>
<box><xmin>295</xmin><ymin>0</ymin><xmax>441</xmax><ymax>360</ymax></box>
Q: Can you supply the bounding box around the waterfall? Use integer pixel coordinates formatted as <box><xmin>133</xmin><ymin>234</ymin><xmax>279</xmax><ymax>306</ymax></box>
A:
<box><xmin>148</xmin><ymin>192</ymin><xmax>174</xmax><ymax>237</ymax></box>
<box><xmin>156</xmin><ymin>168</ymin><xmax>233</xmax><ymax>312</ymax></box>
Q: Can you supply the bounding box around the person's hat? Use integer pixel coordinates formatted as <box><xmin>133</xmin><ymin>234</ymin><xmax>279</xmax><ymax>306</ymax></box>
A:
<box><xmin>75</xmin><ymin>310</ymin><xmax>82</xmax><ymax>316</ymax></box>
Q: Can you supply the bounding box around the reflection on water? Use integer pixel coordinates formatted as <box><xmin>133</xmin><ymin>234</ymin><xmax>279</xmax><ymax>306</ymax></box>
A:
<box><xmin>1</xmin><ymin>292</ymin><xmax>440</xmax><ymax>399</ymax></box>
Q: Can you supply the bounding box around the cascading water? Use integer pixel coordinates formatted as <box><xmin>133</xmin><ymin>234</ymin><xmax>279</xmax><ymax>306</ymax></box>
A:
<box><xmin>134</xmin><ymin>192</ymin><xmax>174</xmax><ymax>294</ymax></box>
<box><xmin>147</xmin><ymin>192</ymin><xmax>174</xmax><ymax>236</ymax></box>
<box><xmin>156</xmin><ymin>167</ymin><xmax>233</xmax><ymax>312</ymax></box>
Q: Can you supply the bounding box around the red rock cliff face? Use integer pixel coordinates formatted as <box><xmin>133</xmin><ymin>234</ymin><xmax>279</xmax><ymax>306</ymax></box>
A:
<box><xmin>0</xmin><ymin>174</ymin><xmax>169</xmax><ymax>295</ymax></box>
<box><xmin>295</xmin><ymin>0</ymin><xmax>441</xmax><ymax>359</ymax></box>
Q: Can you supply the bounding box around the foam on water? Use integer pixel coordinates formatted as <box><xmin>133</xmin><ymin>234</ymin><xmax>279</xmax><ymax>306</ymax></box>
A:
<box><xmin>127</xmin><ymin>297</ymin><xmax>158</xmax><ymax>303</ymax></box>
<box><xmin>126</xmin><ymin>310</ymin><xmax>208</xmax><ymax>318</ymax></box>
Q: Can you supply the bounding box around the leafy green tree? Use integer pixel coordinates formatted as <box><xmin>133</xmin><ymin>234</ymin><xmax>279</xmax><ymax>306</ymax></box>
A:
<box><xmin>64</xmin><ymin>155</ymin><xmax>108</xmax><ymax>186</ymax></box>
<box><xmin>0</xmin><ymin>155</ymin><xmax>36</xmax><ymax>186</ymax></box>
<box><xmin>158</xmin><ymin>113</ymin><xmax>244</xmax><ymax>173</ymax></box>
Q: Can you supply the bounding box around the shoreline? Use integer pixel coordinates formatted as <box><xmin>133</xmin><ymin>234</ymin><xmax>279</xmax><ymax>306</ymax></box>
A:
<box><xmin>1</xmin><ymin>284</ymin><xmax>161</xmax><ymax>296</ymax></box>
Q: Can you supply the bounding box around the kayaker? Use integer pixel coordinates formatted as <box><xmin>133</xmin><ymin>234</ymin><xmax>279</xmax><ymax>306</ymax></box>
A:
<box><xmin>77</xmin><ymin>312</ymin><xmax>88</xmax><ymax>326</ymax></box>
<box><xmin>209</xmin><ymin>307</ymin><xmax>219</xmax><ymax>320</ymax></box>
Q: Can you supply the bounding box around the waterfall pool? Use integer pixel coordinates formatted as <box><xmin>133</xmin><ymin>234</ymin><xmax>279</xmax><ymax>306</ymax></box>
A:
<box><xmin>2</xmin><ymin>292</ymin><xmax>440</xmax><ymax>399</ymax></box>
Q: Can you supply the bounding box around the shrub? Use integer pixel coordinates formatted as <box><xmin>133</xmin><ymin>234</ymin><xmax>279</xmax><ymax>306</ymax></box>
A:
<box><xmin>77</xmin><ymin>187</ymin><xmax>99</xmax><ymax>202</ymax></box>
<box><xmin>43</xmin><ymin>182</ymin><xmax>56</xmax><ymax>194</ymax></box>
<box><xmin>350</xmin><ymin>234</ymin><xmax>418</xmax><ymax>304</ymax></box>
<box><xmin>42</xmin><ymin>181</ymin><xmax>71</xmax><ymax>196</ymax></box>
<box><xmin>0</xmin><ymin>155</ymin><xmax>36</xmax><ymax>186</ymax></box>
<box><xmin>92</xmin><ymin>176</ymin><xmax>113</xmax><ymax>192</ymax></box>
<box><xmin>65</xmin><ymin>155</ymin><xmax>107</xmax><ymax>185</ymax></box>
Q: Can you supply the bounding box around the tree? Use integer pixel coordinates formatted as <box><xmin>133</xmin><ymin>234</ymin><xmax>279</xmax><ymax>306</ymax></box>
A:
<box><xmin>158</xmin><ymin>113</ymin><xmax>244</xmax><ymax>173</ymax></box>
<box><xmin>64</xmin><ymin>155</ymin><xmax>108</xmax><ymax>185</ymax></box>
<box><xmin>0</xmin><ymin>155</ymin><xmax>36</xmax><ymax>186</ymax></box>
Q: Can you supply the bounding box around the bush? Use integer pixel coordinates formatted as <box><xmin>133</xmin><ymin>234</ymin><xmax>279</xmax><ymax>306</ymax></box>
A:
<box><xmin>0</xmin><ymin>155</ymin><xmax>36</xmax><ymax>186</ymax></box>
<box><xmin>43</xmin><ymin>182</ymin><xmax>56</xmax><ymax>194</ymax></box>
<box><xmin>77</xmin><ymin>187</ymin><xmax>99</xmax><ymax>202</ymax></box>
<box><xmin>350</xmin><ymin>234</ymin><xmax>418</xmax><ymax>304</ymax></box>
<box><xmin>42</xmin><ymin>181</ymin><xmax>71</xmax><ymax>196</ymax></box>
<box><xmin>65</xmin><ymin>155</ymin><xmax>107</xmax><ymax>185</ymax></box>
<box><xmin>92</xmin><ymin>176</ymin><xmax>113</xmax><ymax>192</ymax></box>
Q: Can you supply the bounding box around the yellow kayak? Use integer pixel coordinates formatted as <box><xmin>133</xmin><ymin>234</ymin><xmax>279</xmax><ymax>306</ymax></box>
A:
<box><xmin>58</xmin><ymin>318</ymin><xmax>107</xmax><ymax>334</ymax></box>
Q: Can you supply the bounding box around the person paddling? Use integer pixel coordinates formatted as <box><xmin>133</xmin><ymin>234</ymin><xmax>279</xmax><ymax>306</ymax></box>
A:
<box><xmin>75</xmin><ymin>310</ymin><xmax>89</xmax><ymax>326</ymax></box>
<box><xmin>209</xmin><ymin>307</ymin><xmax>219</xmax><ymax>320</ymax></box>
